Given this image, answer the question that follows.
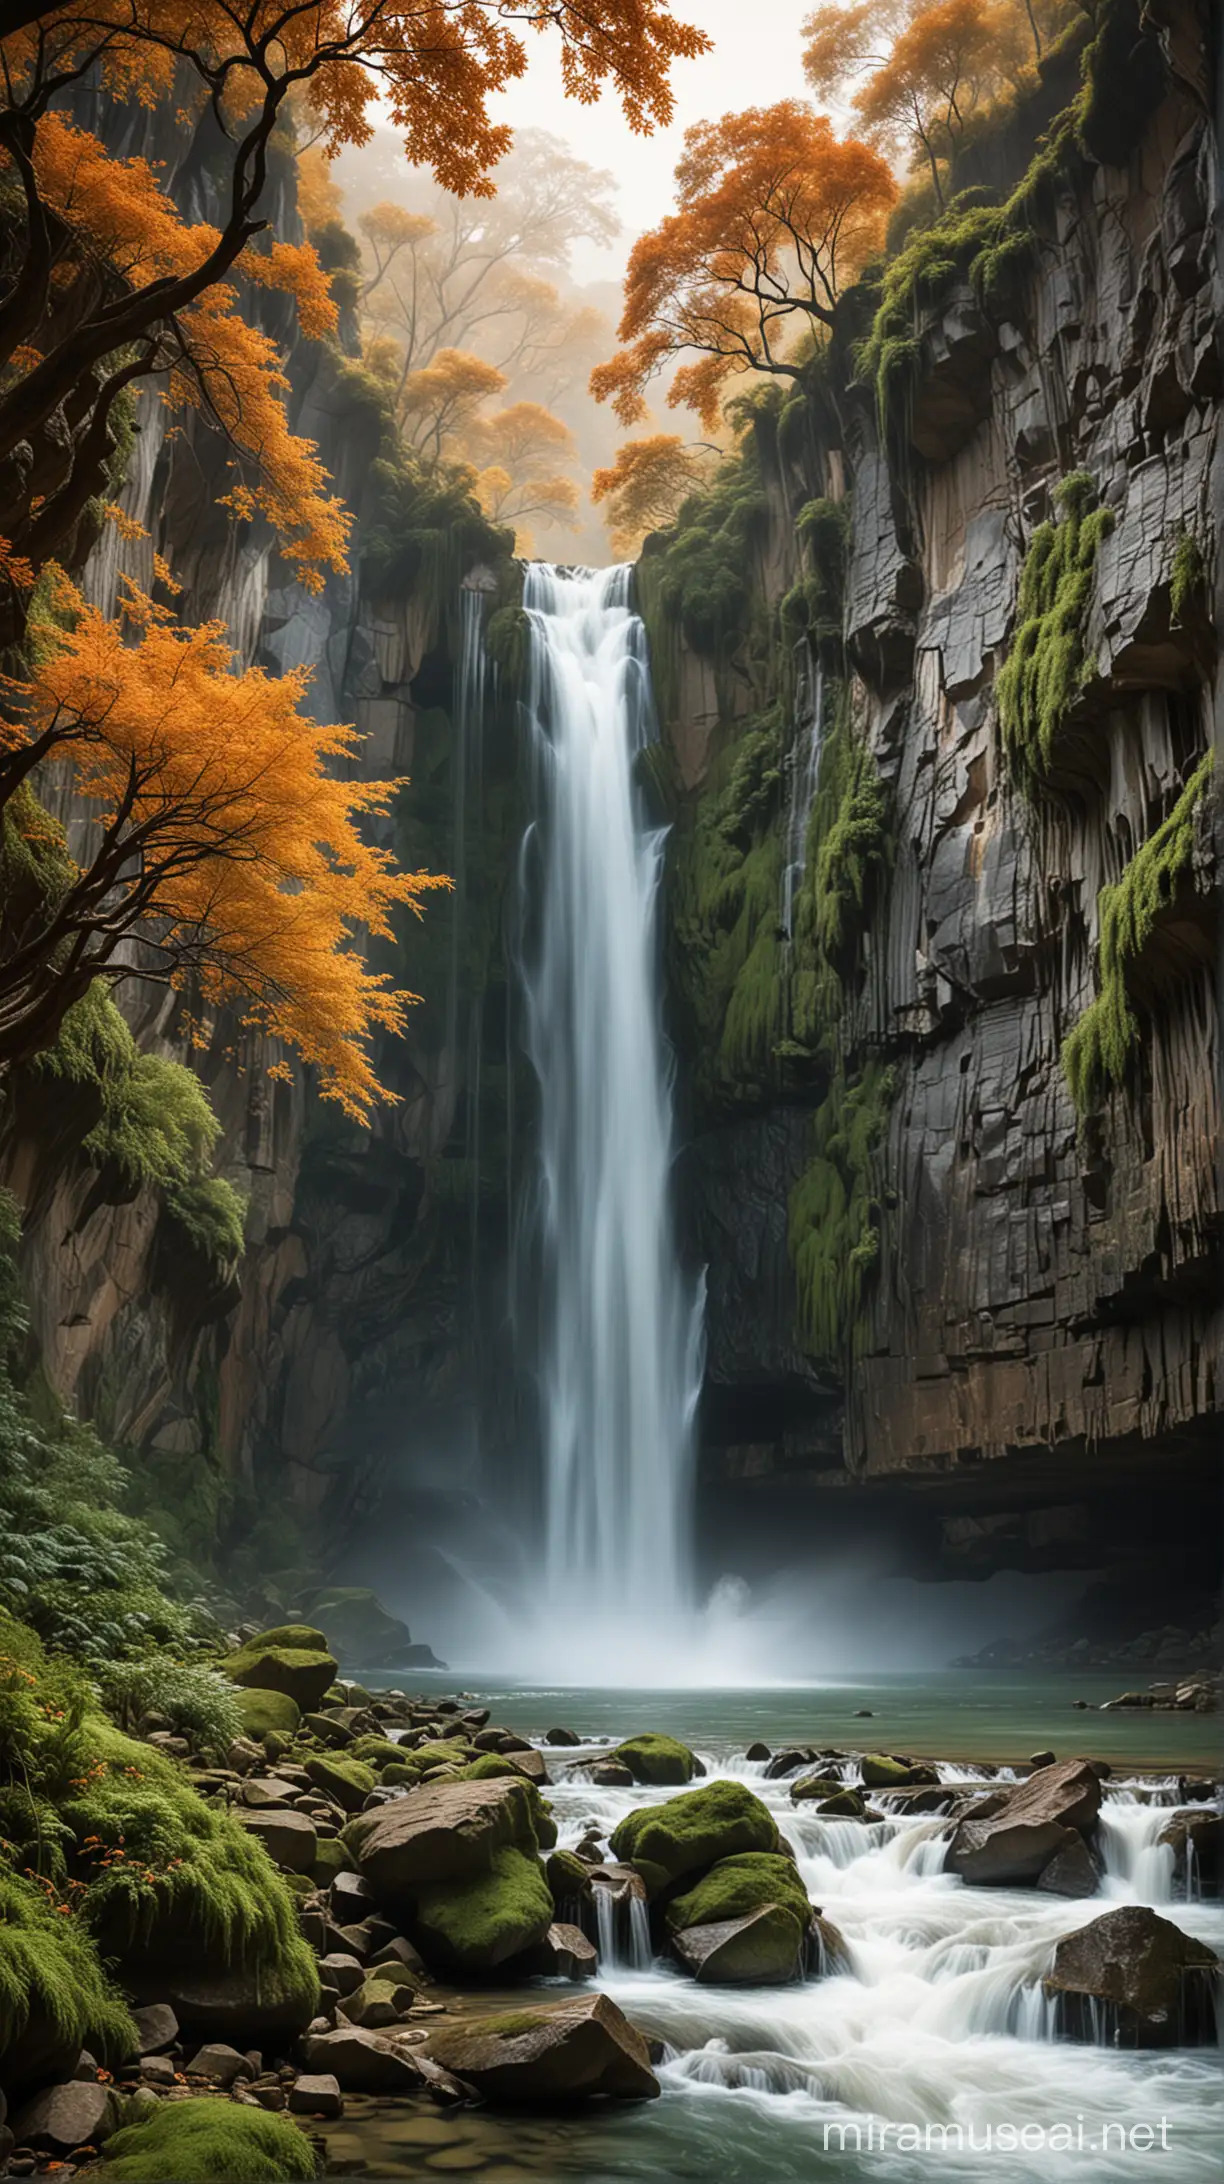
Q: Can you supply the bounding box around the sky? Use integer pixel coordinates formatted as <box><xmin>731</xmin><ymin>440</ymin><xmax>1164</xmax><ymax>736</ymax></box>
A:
<box><xmin>487</xmin><ymin>0</ymin><xmax>816</xmax><ymax>282</ymax></box>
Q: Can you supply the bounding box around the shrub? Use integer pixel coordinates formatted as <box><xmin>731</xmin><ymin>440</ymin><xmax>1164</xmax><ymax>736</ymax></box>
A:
<box><xmin>97</xmin><ymin>1657</ymin><xmax>243</xmax><ymax>1757</ymax></box>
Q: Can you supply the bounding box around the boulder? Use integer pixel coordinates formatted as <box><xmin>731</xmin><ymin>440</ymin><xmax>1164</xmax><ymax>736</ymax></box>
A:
<box><xmin>426</xmin><ymin>1993</ymin><xmax>659</xmax><ymax>2103</ymax></box>
<box><xmin>235</xmin><ymin>1808</ymin><xmax>318</xmax><ymax>1873</ymax></box>
<box><xmin>1044</xmin><ymin>1907</ymin><xmax>1220</xmax><ymax>2045</ymax></box>
<box><xmin>790</xmin><ymin>1774</ymin><xmax>844</xmax><ymax>1803</ymax></box>
<box><xmin>409</xmin><ymin>1846</ymin><xmax>554</xmax><ymax>1973</ymax></box>
<box><xmin>223</xmin><ymin>1629</ymin><xmax>338</xmax><ymax>1713</ymax></box>
<box><xmin>152</xmin><ymin>1965</ymin><xmax>317</xmax><ymax>2044</ymax></box>
<box><xmin>765</xmin><ymin>1750</ymin><xmax>816</xmax><ymax>1780</ymax></box>
<box><xmin>946</xmin><ymin>1760</ymin><xmax>1103</xmax><ymax>1887</ymax></box>
<box><xmin>546</xmin><ymin>1849</ymin><xmax>593</xmax><ymax>1906</ymax></box>
<box><xmin>815</xmin><ymin>1789</ymin><xmax>869</xmax><ymax>1819</ymax></box>
<box><xmin>298</xmin><ymin>2027</ymin><xmax>431</xmax><ymax>2093</ymax></box>
<box><xmin>860</xmin><ymin>1755</ymin><xmax>938</xmax><ymax>1789</ymax></box>
<box><xmin>344</xmin><ymin>1776</ymin><xmax>544</xmax><ymax>1904</ymax></box>
<box><xmin>589</xmin><ymin>1761</ymin><xmax>634</xmax><ymax>1787</ymax></box>
<box><xmin>519</xmin><ymin>1922</ymin><xmax>598</xmax><ymax>1980</ymax></box>
<box><xmin>234</xmin><ymin>1689</ymin><xmax>301</xmax><ymax>1742</ymax></box>
<box><xmin>607</xmin><ymin>1734</ymin><xmax>697</xmax><ymax>1786</ymax></box>
<box><xmin>545</xmin><ymin>1728</ymin><xmax>581</xmax><ymax>1747</ymax></box>
<box><xmin>185</xmin><ymin>2042</ymin><xmax>254</xmax><ymax>2086</ymax></box>
<box><xmin>304</xmin><ymin>1588</ymin><xmax>416</xmax><ymax>1668</ymax></box>
<box><xmin>130</xmin><ymin>2003</ymin><xmax>178</xmax><ymax>2057</ymax></box>
<box><xmin>305</xmin><ymin>1756</ymin><xmax>377</xmax><ymax>1812</ymax></box>
<box><xmin>338</xmin><ymin>1977</ymin><xmax>414</xmax><ymax>2029</ymax></box>
<box><xmin>672</xmin><ymin>1905</ymin><xmax>807</xmax><ymax>1985</ymax></box>
<box><xmin>609</xmin><ymin>1782</ymin><xmax>779</xmax><ymax>1898</ymax></box>
<box><xmin>745</xmin><ymin>1742</ymin><xmax>772</xmax><ymax>1763</ymax></box>
<box><xmin>1036</xmin><ymin>1833</ymin><xmax>1102</xmax><ymax>1898</ymax></box>
<box><xmin>317</xmin><ymin>1953</ymin><xmax>365</xmax><ymax>1997</ymax></box>
<box><xmin>1158</xmin><ymin>1810</ymin><xmax>1222</xmax><ymax>1897</ymax></box>
<box><xmin>11</xmin><ymin>2081</ymin><xmax>115</xmax><ymax>2154</ymax></box>
<box><xmin>288</xmin><ymin>2073</ymin><xmax>343</xmax><ymax>2119</ymax></box>
<box><xmin>666</xmin><ymin>1853</ymin><xmax>812</xmax><ymax>1935</ymax></box>
<box><xmin>329</xmin><ymin>1871</ymin><xmax>376</xmax><ymax>1923</ymax></box>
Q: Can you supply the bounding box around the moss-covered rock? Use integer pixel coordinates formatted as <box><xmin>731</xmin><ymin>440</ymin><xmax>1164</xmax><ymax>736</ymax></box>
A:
<box><xmin>860</xmin><ymin>1755</ymin><xmax>938</xmax><ymax>1790</ymax></box>
<box><xmin>0</xmin><ymin>1868</ymin><xmax>136</xmax><ymax>2095</ymax></box>
<box><xmin>305</xmin><ymin>1755</ymin><xmax>376</xmax><ymax>1813</ymax></box>
<box><xmin>222</xmin><ymin>1634</ymin><xmax>337</xmax><ymax>1713</ymax></box>
<box><xmin>608</xmin><ymin>1733</ymin><xmax>697</xmax><ymax>1786</ymax></box>
<box><xmin>789</xmin><ymin>1773</ymin><xmax>843</xmax><ymax>1803</ymax></box>
<box><xmin>348</xmin><ymin>1736</ymin><xmax>411</xmax><ymax>1772</ymax></box>
<box><xmin>96</xmin><ymin>2096</ymin><xmax>318</xmax><ymax>2180</ymax></box>
<box><xmin>546</xmin><ymin>1849</ymin><xmax>593</xmax><ymax>1905</ymax></box>
<box><xmin>409</xmin><ymin>1845</ymin><xmax>555</xmax><ymax>1974</ymax></box>
<box><xmin>234</xmin><ymin>1687</ymin><xmax>301</xmax><ymax>1742</ymax></box>
<box><xmin>666</xmin><ymin>1853</ymin><xmax>811</xmax><ymax>1934</ymax></box>
<box><xmin>672</xmin><ymin>1903</ymin><xmax>808</xmax><ymax>1985</ymax></box>
<box><xmin>310</xmin><ymin>1838</ymin><xmax>349</xmax><ymax>1887</ymax></box>
<box><xmin>609</xmin><ymin>1782</ymin><xmax>779</xmax><ymax>1898</ymax></box>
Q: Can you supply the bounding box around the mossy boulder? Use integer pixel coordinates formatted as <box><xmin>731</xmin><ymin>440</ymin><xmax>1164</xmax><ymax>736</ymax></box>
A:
<box><xmin>413</xmin><ymin>1738</ymin><xmax>476</xmax><ymax>1773</ymax></box>
<box><xmin>348</xmin><ymin>1736</ymin><xmax>410</xmax><ymax>1771</ymax></box>
<box><xmin>223</xmin><ymin>1631</ymin><xmax>337</xmax><ymax>1713</ymax></box>
<box><xmin>790</xmin><ymin>1772</ymin><xmax>843</xmax><ymax>1802</ymax></box>
<box><xmin>96</xmin><ymin>2096</ymin><xmax>318</xmax><ymax>2180</ymax></box>
<box><xmin>609</xmin><ymin>1781</ymin><xmax>779</xmax><ymax>1898</ymax></box>
<box><xmin>304</xmin><ymin>1588</ymin><xmax>415</xmax><ymax>1668</ymax></box>
<box><xmin>409</xmin><ymin>1846</ymin><xmax>554</xmax><ymax>1973</ymax></box>
<box><xmin>0</xmin><ymin>1868</ymin><xmax>136</xmax><ymax>2096</ymax></box>
<box><xmin>546</xmin><ymin>1848</ymin><xmax>593</xmax><ymax>1905</ymax></box>
<box><xmin>425</xmin><ymin>1992</ymin><xmax>659</xmax><ymax>2101</ymax></box>
<box><xmin>607</xmin><ymin>1733</ymin><xmax>697</xmax><ymax>1786</ymax></box>
<box><xmin>343</xmin><ymin>1776</ymin><xmax>546</xmax><ymax>1904</ymax></box>
<box><xmin>672</xmin><ymin>1904</ymin><xmax>808</xmax><ymax>1985</ymax></box>
<box><xmin>310</xmin><ymin>1838</ymin><xmax>350</xmax><ymax>1887</ymax></box>
<box><xmin>235</xmin><ymin>1688</ymin><xmax>301</xmax><ymax>1742</ymax></box>
<box><xmin>305</xmin><ymin>1755</ymin><xmax>376</xmax><ymax>1813</ymax></box>
<box><xmin>860</xmin><ymin>1755</ymin><xmax>937</xmax><ymax>1790</ymax></box>
<box><xmin>666</xmin><ymin>1853</ymin><xmax>812</xmax><ymax>1934</ymax></box>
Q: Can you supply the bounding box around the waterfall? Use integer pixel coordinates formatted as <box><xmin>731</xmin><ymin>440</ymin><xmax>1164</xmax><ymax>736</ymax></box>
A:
<box><xmin>518</xmin><ymin>564</ymin><xmax>704</xmax><ymax>1661</ymax></box>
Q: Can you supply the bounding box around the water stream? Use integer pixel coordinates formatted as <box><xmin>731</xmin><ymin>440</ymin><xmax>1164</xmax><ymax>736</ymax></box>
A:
<box><xmin>517</xmin><ymin>565</ymin><xmax>704</xmax><ymax>1666</ymax></box>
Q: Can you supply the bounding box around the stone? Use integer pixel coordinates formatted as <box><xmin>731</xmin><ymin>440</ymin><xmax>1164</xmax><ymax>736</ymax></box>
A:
<box><xmin>745</xmin><ymin>1742</ymin><xmax>771</xmax><ymax>1763</ymax></box>
<box><xmin>1036</xmin><ymin>1833</ymin><xmax>1101</xmax><ymax>1898</ymax></box>
<box><xmin>607</xmin><ymin>1734</ymin><xmax>697</xmax><ymax>1786</ymax></box>
<box><xmin>765</xmin><ymin>1750</ymin><xmax>816</xmax><ymax>1780</ymax></box>
<box><xmin>946</xmin><ymin>1760</ymin><xmax>1103</xmax><ymax>1887</ymax></box>
<box><xmin>369</xmin><ymin>1935</ymin><xmax>429</xmax><ymax>1977</ymax></box>
<box><xmin>546</xmin><ymin>1849</ymin><xmax>593</xmax><ymax>1905</ymax></box>
<box><xmin>672</xmin><ymin>1905</ymin><xmax>807</xmax><ymax>1985</ymax></box>
<box><xmin>859</xmin><ymin>1755</ymin><xmax>938</xmax><ymax>1790</ymax></box>
<box><xmin>344</xmin><ymin>1776</ymin><xmax>543</xmax><ymax>1901</ymax></box>
<box><xmin>155</xmin><ymin>1966</ymin><xmax>317</xmax><ymax>2045</ymax></box>
<box><xmin>609</xmin><ymin>1781</ymin><xmax>779</xmax><ymax>1898</ymax></box>
<box><xmin>329</xmin><ymin>1871</ymin><xmax>376</xmax><ymax>1922</ymax></box>
<box><xmin>223</xmin><ymin>1629</ymin><xmax>338</xmax><ymax>1712</ymax></box>
<box><xmin>139</xmin><ymin>2054</ymin><xmax>176</xmax><ymax>2086</ymax></box>
<box><xmin>789</xmin><ymin>1773</ymin><xmax>843</xmax><ymax>1803</ymax></box>
<box><xmin>545</xmin><ymin>1728</ymin><xmax>581</xmax><ymax>1746</ymax></box>
<box><xmin>339</xmin><ymin>1978</ymin><xmax>413</xmax><ymax>2030</ymax></box>
<box><xmin>298</xmin><ymin>2028</ymin><xmax>431</xmax><ymax>2093</ymax></box>
<box><xmin>288</xmin><ymin>2074</ymin><xmax>343</xmax><ymax>2119</ymax></box>
<box><xmin>1158</xmin><ymin>1809</ymin><xmax>1222</xmax><ymax>1897</ymax></box>
<box><xmin>519</xmin><ymin>1922</ymin><xmax>599</xmax><ymax>1980</ymax></box>
<box><xmin>666</xmin><ymin>1853</ymin><xmax>813</xmax><ymax>1936</ymax></box>
<box><xmin>304</xmin><ymin>1587</ymin><xmax>416</xmax><ymax>1668</ymax></box>
<box><xmin>1029</xmin><ymin>1751</ymin><xmax>1056</xmax><ymax>1769</ymax></box>
<box><xmin>425</xmin><ymin>1993</ymin><xmax>659</xmax><ymax>2103</ymax></box>
<box><xmin>305</xmin><ymin>1755</ymin><xmax>377</xmax><ymax>1812</ymax></box>
<box><xmin>11</xmin><ymin>2082</ymin><xmax>114</xmax><ymax>2154</ymax></box>
<box><xmin>588</xmin><ymin>1761</ymin><xmax>634</xmax><ymax>1787</ymax></box>
<box><xmin>233</xmin><ymin>1690</ymin><xmax>302</xmax><ymax>1743</ymax></box>
<box><xmin>130</xmin><ymin>2003</ymin><xmax>178</xmax><ymax>2056</ymax></box>
<box><xmin>409</xmin><ymin>1845</ymin><xmax>554</xmax><ymax>1974</ymax></box>
<box><xmin>1043</xmin><ymin>1907</ymin><xmax>1219</xmax><ymax>2045</ymax></box>
<box><xmin>236</xmin><ymin>1807</ymin><xmax>318</xmax><ymax>1873</ymax></box>
<box><xmin>815</xmin><ymin>1789</ymin><xmax>869</xmax><ymax>1819</ymax></box>
<box><xmin>317</xmin><ymin>1953</ymin><xmax>365</xmax><ymax>1997</ymax></box>
<box><xmin>186</xmin><ymin>2042</ymin><xmax>256</xmax><ymax>2086</ymax></box>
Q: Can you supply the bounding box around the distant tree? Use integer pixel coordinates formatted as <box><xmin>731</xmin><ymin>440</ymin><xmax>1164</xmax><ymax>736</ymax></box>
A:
<box><xmin>398</xmin><ymin>348</ymin><xmax>507</xmax><ymax>461</ymax></box>
<box><xmin>466</xmin><ymin>403</ymin><xmax>581</xmax><ymax>541</ymax></box>
<box><xmin>591</xmin><ymin>102</ymin><xmax>896</xmax><ymax>427</ymax></box>
<box><xmin>592</xmin><ymin>434</ymin><xmax>713</xmax><ymax>556</ymax></box>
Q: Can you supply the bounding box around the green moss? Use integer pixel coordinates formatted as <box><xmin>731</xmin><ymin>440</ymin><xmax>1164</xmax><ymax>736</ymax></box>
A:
<box><xmin>609</xmin><ymin>1781</ymin><xmax>779</xmax><ymax>1898</ymax></box>
<box><xmin>458</xmin><ymin>1752</ymin><xmax>529</xmax><ymax>1782</ymax></box>
<box><xmin>1170</xmin><ymin>527</ymin><xmax>1205</xmax><ymax>623</ymax></box>
<box><xmin>409</xmin><ymin>1845</ymin><xmax>554</xmax><ymax>1972</ymax></box>
<box><xmin>791</xmin><ymin>701</ymin><xmax>890</xmax><ymax>1027</ymax></box>
<box><xmin>97</xmin><ymin>2097</ymin><xmax>317</xmax><ymax>2181</ymax></box>
<box><xmin>609</xmin><ymin>1733</ymin><xmax>697</xmax><ymax>1786</ymax></box>
<box><xmin>485</xmin><ymin>604</ymin><xmax>531</xmax><ymax>690</ymax></box>
<box><xmin>995</xmin><ymin>472</ymin><xmax>1114</xmax><ymax>788</ymax></box>
<box><xmin>348</xmin><ymin>1735</ymin><xmax>412</xmax><ymax>1770</ymax></box>
<box><xmin>250</xmin><ymin>1624</ymin><xmax>328</xmax><ymax>1650</ymax></box>
<box><xmin>304</xmin><ymin>1754</ymin><xmax>375</xmax><ymax>1811</ymax></box>
<box><xmin>666</xmin><ymin>1851</ymin><xmax>812</xmax><ymax>1933</ymax></box>
<box><xmin>1062</xmin><ymin>754</ymin><xmax>1215</xmax><ymax>1113</ymax></box>
<box><xmin>310</xmin><ymin>1838</ymin><xmax>349</xmax><ymax>1885</ymax></box>
<box><xmin>635</xmin><ymin>436</ymin><xmax>772</xmax><ymax>719</ymax></box>
<box><xmin>362</xmin><ymin>455</ymin><xmax>513</xmax><ymax>646</ymax></box>
<box><xmin>0</xmin><ymin>1865</ymin><xmax>136</xmax><ymax>2091</ymax></box>
<box><xmin>222</xmin><ymin>1643</ymin><xmax>337</xmax><ymax>1712</ymax></box>
<box><xmin>35</xmin><ymin>985</ymin><xmax>246</xmax><ymax>1270</ymax></box>
<box><xmin>788</xmin><ymin>1057</ymin><xmax>893</xmax><ymax>1373</ymax></box>
<box><xmin>234</xmin><ymin>1688</ymin><xmax>301</xmax><ymax>1741</ymax></box>
<box><xmin>545</xmin><ymin>1848</ymin><xmax>591</xmax><ymax>1902</ymax></box>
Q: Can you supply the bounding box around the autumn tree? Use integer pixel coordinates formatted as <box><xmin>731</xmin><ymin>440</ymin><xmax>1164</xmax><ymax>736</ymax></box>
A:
<box><xmin>592</xmin><ymin>434</ymin><xmax>713</xmax><ymax>557</ymax></box>
<box><xmin>0</xmin><ymin>571</ymin><xmax>448</xmax><ymax>1105</ymax></box>
<box><xmin>398</xmin><ymin>348</ymin><xmax>507</xmax><ymax>461</ymax></box>
<box><xmin>591</xmin><ymin>102</ymin><xmax>897</xmax><ymax>427</ymax></box>
<box><xmin>466</xmin><ymin>404</ymin><xmax>580</xmax><ymax>542</ymax></box>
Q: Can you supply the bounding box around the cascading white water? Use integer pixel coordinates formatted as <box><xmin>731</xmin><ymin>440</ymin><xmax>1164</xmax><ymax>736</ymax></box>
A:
<box><xmin>518</xmin><ymin>565</ymin><xmax>704</xmax><ymax>1664</ymax></box>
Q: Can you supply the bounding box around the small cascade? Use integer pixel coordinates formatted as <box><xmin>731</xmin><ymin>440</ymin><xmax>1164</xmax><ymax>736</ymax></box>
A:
<box><xmin>1098</xmin><ymin>1796</ymin><xmax>1177</xmax><ymax>1903</ymax></box>
<box><xmin>780</xmin><ymin>655</ymin><xmax>824</xmax><ymax>942</ymax></box>
<box><xmin>592</xmin><ymin>1881</ymin><xmax>653</xmax><ymax>1971</ymax></box>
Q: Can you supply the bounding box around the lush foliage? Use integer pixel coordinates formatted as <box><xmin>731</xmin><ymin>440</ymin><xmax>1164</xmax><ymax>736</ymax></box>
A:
<box><xmin>995</xmin><ymin>471</ymin><xmax>1114</xmax><ymax>788</ymax></box>
<box><xmin>96</xmin><ymin>1656</ymin><xmax>243</xmax><ymax>1758</ymax></box>
<box><xmin>1170</xmin><ymin>527</ymin><xmax>1205</xmax><ymax>623</ymax></box>
<box><xmin>635</xmin><ymin>434</ymin><xmax>771</xmax><ymax>697</ymax></box>
<box><xmin>788</xmin><ymin>1058</ymin><xmax>893</xmax><ymax>1370</ymax></box>
<box><xmin>1062</xmin><ymin>755</ymin><xmax>1215</xmax><ymax>1113</ymax></box>
<box><xmin>0</xmin><ymin>1862</ymin><xmax>136</xmax><ymax>2084</ymax></box>
<box><xmin>592</xmin><ymin>101</ymin><xmax>896</xmax><ymax>426</ymax></box>
<box><xmin>1</xmin><ymin>574</ymin><xmax>446</xmax><ymax>1108</ymax></box>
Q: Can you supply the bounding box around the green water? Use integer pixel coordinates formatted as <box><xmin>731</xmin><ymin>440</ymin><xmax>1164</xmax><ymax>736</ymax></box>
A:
<box><xmin>371</xmin><ymin>1668</ymin><xmax>1220</xmax><ymax>1771</ymax></box>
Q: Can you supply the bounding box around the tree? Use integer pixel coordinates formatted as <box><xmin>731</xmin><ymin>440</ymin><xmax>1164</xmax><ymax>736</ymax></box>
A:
<box><xmin>591</xmin><ymin>102</ymin><xmax>897</xmax><ymax>427</ymax></box>
<box><xmin>398</xmin><ymin>348</ymin><xmax>507</xmax><ymax>461</ymax></box>
<box><xmin>466</xmin><ymin>403</ymin><xmax>581</xmax><ymax>542</ymax></box>
<box><xmin>0</xmin><ymin>571</ymin><xmax>447</xmax><ymax>1111</ymax></box>
<box><xmin>592</xmin><ymin>434</ymin><xmax>713</xmax><ymax>556</ymax></box>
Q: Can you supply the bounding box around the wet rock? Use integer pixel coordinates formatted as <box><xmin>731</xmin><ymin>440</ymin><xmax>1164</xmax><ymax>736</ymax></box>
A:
<box><xmin>946</xmin><ymin>1759</ymin><xmax>1102</xmax><ymax>1887</ymax></box>
<box><xmin>344</xmin><ymin>1776</ymin><xmax>543</xmax><ymax>1902</ymax></box>
<box><xmin>298</xmin><ymin>2027</ymin><xmax>431</xmax><ymax>2093</ymax></box>
<box><xmin>1029</xmin><ymin>1751</ymin><xmax>1056</xmax><ymax>1769</ymax></box>
<box><xmin>666</xmin><ymin>1852</ymin><xmax>813</xmax><ymax>1937</ymax></box>
<box><xmin>545</xmin><ymin>1727</ymin><xmax>581</xmax><ymax>1746</ymax></box>
<box><xmin>672</xmin><ymin>1905</ymin><xmax>807</xmax><ymax>1985</ymax></box>
<box><xmin>338</xmin><ymin>1976</ymin><xmax>414</xmax><ymax>2029</ymax></box>
<box><xmin>185</xmin><ymin>2042</ymin><xmax>255</xmax><ymax>2086</ymax></box>
<box><xmin>815</xmin><ymin>1789</ymin><xmax>870</xmax><ymax>1820</ymax></box>
<box><xmin>789</xmin><ymin>1773</ymin><xmax>844</xmax><ymax>1803</ymax></box>
<box><xmin>589</xmin><ymin>1760</ymin><xmax>634</xmax><ymax>1787</ymax></box>
<box><xmin>607</xmin><ymin>1733</ymin><xmax>697</xmax><ymax>1786</ymax></box>
<box><xmin>765</xmin><ymin>1749</ymin><xmax>815</xmax><ymax>1780</ymax></box>
<box><xmin>1044</xmin><ymin>1907</ymin><xmax>1219</xmax><ymax>2045</ymax></box>
<box><xmin>409</xmin><ymin>1845</ymin><xmax>554</xmax><ymax>1974</ymax></box>
<box><xmin>546</xmin><ymin>1848</ymin><xmax>594</xmax><ymax>1905</ymax></box>
<box><xmin>519</xmin><ymin>1922</ymin><xmax>599</xmax><ymax>1980</ymax></box>
<box><xmin>426</xmin><ymin>1992</ymin><xmax>659</xmax><ymax>2103</ymax></box>
<box><xmin>745</xmin><ymin>1742</ymin><xmax>771</xmax><ymax>1763</ymax></box>
<box><xmin>329</xmin><ymin>1871</ymin><xmax>376</xmax><ymax>1923</ymax></box>
<box><xmin>1158</xmin><ymin>1809</ymin><xmax>1222</xmax><ymax>1897</ymax></box>
<box><xmin>860</xmin><ymin>1756</ymin><xmax>938</xmax><ymax>1790</ymax></box>
<box><xmin>288</xmin><ymin>2073</ymin><xmax>343</xmax><ymax>2119</ymax></box>
<box><xmin>305</xmin><ymin>1755</ymin><xmax>377</xmax><ymax>1812</ymax></box>
<box><xmin>10</xmin><ymin>2082</ymin><xmax>115</xmax><ymax>2154</ymax></box>
<box><xmin>1036</xmin><ymin>1832</ymin><xmax>1102</xmax><ymax>1898</ymax></box>
<box><xmin>223</xmin><ymin>1629</ymin><xmax>338</xmax><ymax>1713</ymax></box>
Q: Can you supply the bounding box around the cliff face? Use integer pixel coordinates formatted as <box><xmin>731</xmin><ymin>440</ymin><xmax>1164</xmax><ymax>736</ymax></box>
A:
<box><xmin>663</xmin><ymin>2</ymin><xmax>1221</xmax><ymax>1583</ymax></box>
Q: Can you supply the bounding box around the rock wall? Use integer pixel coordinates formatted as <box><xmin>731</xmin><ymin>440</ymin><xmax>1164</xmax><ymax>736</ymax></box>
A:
<box><xmin>665</xmin><ymin>1</ymin><xmax>1221</xmax><ymax>1583</ymax></box>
